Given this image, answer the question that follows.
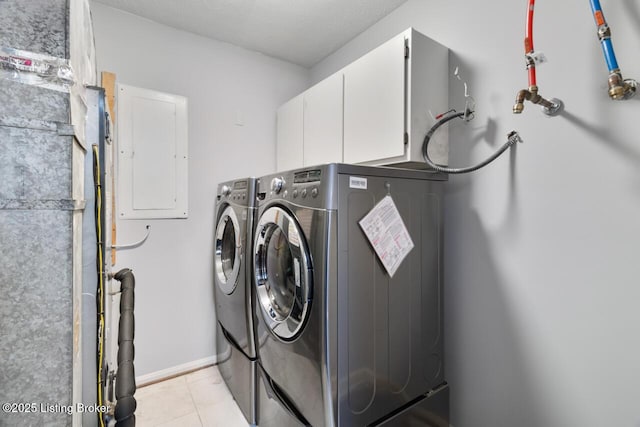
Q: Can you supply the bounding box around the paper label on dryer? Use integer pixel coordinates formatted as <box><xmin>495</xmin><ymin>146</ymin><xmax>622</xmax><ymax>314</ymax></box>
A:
<box><xmin>349</xmin><ymin>176</ymin><xmax>367</xmax><ymax>190</ymax></box>
<box><xmin>359</xmin><ymin>195</ymin><xmax>414</xmax><ymax>278</ymax></box>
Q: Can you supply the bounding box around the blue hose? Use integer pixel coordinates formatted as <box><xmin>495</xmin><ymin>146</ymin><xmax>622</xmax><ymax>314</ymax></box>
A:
<box><xmin>589</xmin><ymin>0</ymin><xmax>619</xmax><ymax>72</ymax></box>
<box><xmin>601</xmin><ymin>39</ymin><xmax>619</xmax><ymax>72</ymax></box>
<box><xmin>589</xmin><ymin>0</ymin><xmax>636</xmax><ymax>100</ymax></box>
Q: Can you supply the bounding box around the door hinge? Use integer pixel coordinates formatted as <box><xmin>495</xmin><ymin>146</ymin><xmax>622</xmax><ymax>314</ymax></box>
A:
<box><xmin>404</xmin><ymin>133</ymin><xmax>409</xmax><ymax>144</ymax></box>
<box><xmin>405</xmin><ymin>44</ymin><xmax>410</xmax><ymax>59</ymax></box>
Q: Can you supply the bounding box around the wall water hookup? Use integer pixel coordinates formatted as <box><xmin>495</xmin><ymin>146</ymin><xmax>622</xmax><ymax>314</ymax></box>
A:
<box><xmin>513</xmin><ymin>0</ymin><xmax>563</xmax><ymax>116</ymax></box>
<box><xmin>589</xmin><ymin>0</ymin><xmax>637</xmax><ymax>100</ymax></box>
<box><xmin>423</xmin><ymin>68</ymin><xmax>523</xmax><ymax>174</ymax></box>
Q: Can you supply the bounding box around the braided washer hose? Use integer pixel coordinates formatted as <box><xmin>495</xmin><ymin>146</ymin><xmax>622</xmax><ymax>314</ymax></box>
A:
<box><xmin>422</xmin><ymin>110</ymin><xmax>523</xmax><ymax>174</ymax></box>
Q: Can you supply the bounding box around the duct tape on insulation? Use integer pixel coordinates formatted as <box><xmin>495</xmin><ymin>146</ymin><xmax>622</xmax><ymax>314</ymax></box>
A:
<box><xmin>0</xmin><ymin>46</ymin><xmax>75</xmax><ymax>92</ymax></box>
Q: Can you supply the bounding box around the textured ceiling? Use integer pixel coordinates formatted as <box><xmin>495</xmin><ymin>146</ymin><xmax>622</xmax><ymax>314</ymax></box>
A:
<box><xmin>92</xmin><ymin>0</ymin><xmax>408</xmax><ymax>67</ymax></box>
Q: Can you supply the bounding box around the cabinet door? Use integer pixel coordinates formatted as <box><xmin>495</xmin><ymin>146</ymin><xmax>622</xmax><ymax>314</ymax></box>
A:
<box><xmin>343</xmin><ymin>33</ymin><xmax>406</xmax><ymax>164</ymax></box>
<box><xmin>303</xmin><ymin>73</ymin><xmax>344</xmax><ymax>166</ymax></box>
<box><xmin>276</xmin><ymin>94</ymin><xmax>303</xmax><ymax>171</ymax></box>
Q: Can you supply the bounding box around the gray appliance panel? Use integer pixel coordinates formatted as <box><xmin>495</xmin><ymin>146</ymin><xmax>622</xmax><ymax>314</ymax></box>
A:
<box><xmin>217</xmin><ymin>322</ymin><xmax>257</xmax><ymax>425</ymax></box>
<box><xmin>255</xmin><ymin>164</ymin><xmax>445</xmax><ymax>427</ymax></box>
<box><xmin>335</xmin><ymin>171</ymin><xmax>444</xmax><ymax>426</ymax></box>
<box><xmin>257</xmin><ymin>163</ymin><xmax>445</xmax><ymax>212</ymax></box>
<box><xmin>256</xmin><ymin>363</ymin><xmax>307</xmax><ymax>427</ymax></box>
<box><xmin>374</xmin><ymin>385</ymin><xmax>449</xmax><ymax>427</ymax></box>
<box><xmin>214</xmin><ymin>177</ymin><xmax>257</xmax><ymax>359</ymax></box>
<box><xmin>334</xmin><ymin>163</ymin><xmax>447</xmax><ymax>181</ymax></box>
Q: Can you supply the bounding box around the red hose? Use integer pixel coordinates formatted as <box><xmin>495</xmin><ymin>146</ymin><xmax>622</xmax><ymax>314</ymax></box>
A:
<box><xmin>525</xmin><ymin>0</ymin><xmax>536</xmax><ymax>86</ymax></box>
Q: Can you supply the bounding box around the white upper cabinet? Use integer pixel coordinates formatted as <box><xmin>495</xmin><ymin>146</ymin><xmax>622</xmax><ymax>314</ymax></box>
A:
<box><xmin>276</xmin><ymin>28</ymin><xmax>448</xmax><ymax>171</ymax></box>
<box><xmin>303</xmin><ymin>73</ymin><xmax>344</xmax><ymax>166</ymax></box>
<box><xmin>343</xmin><ymin>33</ymin><xmax>406</xmax><ymax>164</ymax></box>
<box><xmin>406</xmin><ymin>29</ymin><xmax>449</xmax><ymax>168</ymax></box>
<box><xmin>276</xmin><ymin>94</ymin><xmax>304</xmax><ymax>171</ymax></box>
<box><xmin>344</xmin><ymin>28</ymin><xmax>449</xmax><ymax>168</ymax></box>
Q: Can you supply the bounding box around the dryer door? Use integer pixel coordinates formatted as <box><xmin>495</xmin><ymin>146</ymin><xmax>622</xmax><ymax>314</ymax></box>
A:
<box><xmin>215</xmin><ymin>205</ymin><xmax>242</xmax><ymax>295</ymax></box>
<box><xmin>254</xmin><ymin>206</ymin><xmax>312</xmax><ymax>341</ymax></box>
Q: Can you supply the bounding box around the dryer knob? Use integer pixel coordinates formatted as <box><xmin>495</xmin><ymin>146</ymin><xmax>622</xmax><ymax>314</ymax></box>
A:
<box><xmin>271</xmin><ymin>177</ymin><xmax>285</xmax><ymax>194</ymax></box>
<box><xmin>221</xmin><ymin>185</ymin><xmax>232</xmax><ymax>196</ymax></box>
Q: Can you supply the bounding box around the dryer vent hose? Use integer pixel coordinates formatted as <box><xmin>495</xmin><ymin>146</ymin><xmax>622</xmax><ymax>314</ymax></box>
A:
<box><xmin>114</xmin><ymin>268</ymin><xmax>137</xmax><ymax>427</ymax></box>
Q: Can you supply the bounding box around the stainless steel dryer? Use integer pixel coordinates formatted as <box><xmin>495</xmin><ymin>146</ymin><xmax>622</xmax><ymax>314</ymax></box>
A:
<box><xmin>214</xmin><ymin>177</ymin><xmax>258</xmax><ymax>425</ymax></box>
<box><xmin>253</xmin><ymin>164</ymin><xmax>449</xmax><ymax>427</ymax></box>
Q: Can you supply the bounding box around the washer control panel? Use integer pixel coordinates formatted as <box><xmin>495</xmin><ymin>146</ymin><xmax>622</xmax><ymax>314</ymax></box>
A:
<box><xmin>271</xmin><ymin>176</ymin><xmax>285</xmax><ymax>194</ymax></box>
<box><xmin>258</xmin><ymin>168</ymin><xmax>326</xmax><ymax>208</ymax></box>
<box><xmin>291</xmin><ymin>186</ymin><xmax>319</xmax><ymax>199</ymax></box>
<box><xmin>292</xmin><ymin>169</ymin><xmax>320</xmax><ymax>199</ymax></box>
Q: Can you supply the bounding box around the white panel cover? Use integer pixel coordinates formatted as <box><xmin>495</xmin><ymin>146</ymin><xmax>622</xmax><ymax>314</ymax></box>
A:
<box><xmin>132</xmin><ymin>96</ymin><xmax>176</xmax><ymax>210</ymax></box>
<box><xmin>118</xmin><ymin>84</ymin><xmax>188</xmax><ymax>218</ymax></box>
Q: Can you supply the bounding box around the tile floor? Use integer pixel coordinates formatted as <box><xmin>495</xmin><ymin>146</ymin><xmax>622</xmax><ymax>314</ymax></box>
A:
<box><xmin>135</xmin><ymin>365</ymin><xmax>250</xmax><ymax>427</ymax></box>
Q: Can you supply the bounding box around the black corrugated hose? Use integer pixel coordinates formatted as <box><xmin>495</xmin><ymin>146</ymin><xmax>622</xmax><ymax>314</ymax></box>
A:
<box><xmin>114</xmin><ymin>268</ymin><xmax>137</xmax><ymax>427</ymax></box>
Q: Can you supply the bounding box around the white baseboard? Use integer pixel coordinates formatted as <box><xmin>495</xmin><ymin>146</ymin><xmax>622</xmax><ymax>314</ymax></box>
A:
<box><xmin>136</xmin><ymin>355</ymin><xmax>218</xmax><ymax>387</ymax></box>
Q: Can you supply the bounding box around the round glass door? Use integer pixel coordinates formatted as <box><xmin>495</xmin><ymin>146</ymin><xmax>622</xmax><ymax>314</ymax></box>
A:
<box><xmin>215</xmin><ymin>205</ymin><xmax>242</xmax><ymax>295</ymax></box>
<box><xmin>254</xmin><ymin>206</ymin><xmax>312</xmax><ymax>341</ymax></box>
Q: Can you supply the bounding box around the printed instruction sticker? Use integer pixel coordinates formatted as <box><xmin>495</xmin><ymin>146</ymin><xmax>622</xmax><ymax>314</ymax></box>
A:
<box><xmin>359</xmin><ymin>195</ymin><xmax>414</xmax><ymax>277</ymax></box>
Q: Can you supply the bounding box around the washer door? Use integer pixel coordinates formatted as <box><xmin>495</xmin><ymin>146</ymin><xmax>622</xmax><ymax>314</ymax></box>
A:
<box><xmin>254</xmin><ymin>206</ymin><xmax>312</xmax><ymax>341</ymax></box>
<box><xmin>215</xmin><ymin>205</ymin><xmax>242</xmax><ymax>295</ymax></box>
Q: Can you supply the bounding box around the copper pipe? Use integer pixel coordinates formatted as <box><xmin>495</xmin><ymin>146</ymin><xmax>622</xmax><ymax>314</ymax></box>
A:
<box><xmin>514</xmin><ymin>1</ymin><xmax>562</xmax><ymax>116</ymax></box>
<box><xmin>513</xmin><ymin>89</ymin><xmax>530</xmax><ymax>114</ymax></box>
<box><xmin>607</xmin><ymin>71</ymin><xmax>637</xmax><ymax>100</ymax></box>
<box><xmin>513</xmin><ymin>85</ymin><xmax>561</xmax><ymax>115</ymax></box>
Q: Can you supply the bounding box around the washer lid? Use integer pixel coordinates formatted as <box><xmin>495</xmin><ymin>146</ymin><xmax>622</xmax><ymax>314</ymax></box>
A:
<box><xmin>254</xmin><ymin>206</ymin><xmax>312</xmax><ymax>341</ymax></box>
<box><xmin>215</xmin><ymin>205</ymin><xmax>242</xmax><ymax>295</ymax></box>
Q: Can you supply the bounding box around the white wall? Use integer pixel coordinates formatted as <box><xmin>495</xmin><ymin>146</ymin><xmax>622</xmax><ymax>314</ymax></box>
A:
<box><xmin>90</xmin><ymin>2</ymin><xmax>309</xmax><ymax>376</ymax></box>
<box><xmin>312</xmin><ymin>1</ymin><xmax>640</xmax><ymax>426</ymax></box>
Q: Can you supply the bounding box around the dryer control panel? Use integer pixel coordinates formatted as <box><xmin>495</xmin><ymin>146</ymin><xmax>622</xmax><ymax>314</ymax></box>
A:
<box><xmin>218</xmin><ymin>179</ymin><xmax>250</xmax><ymax>205</ymax></box>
